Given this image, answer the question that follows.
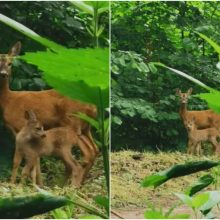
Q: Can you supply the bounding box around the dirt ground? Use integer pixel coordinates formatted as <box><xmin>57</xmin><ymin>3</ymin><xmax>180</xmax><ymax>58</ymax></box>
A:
<box><xmin>111</xmin><ymin>150</ymin><xmax>220</xmax><ymax>219</ymax></box>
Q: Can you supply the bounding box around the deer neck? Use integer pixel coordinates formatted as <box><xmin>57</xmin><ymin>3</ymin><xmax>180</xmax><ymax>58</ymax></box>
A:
<box><xmin>0</xmin><ymin>78</ymin><xmax>12</xmax><ymax>103</ymax></box>
<box><xmin>179</xmin><ymin>102</ymin><xmax>187</xmax><ymax>119</ymax></box>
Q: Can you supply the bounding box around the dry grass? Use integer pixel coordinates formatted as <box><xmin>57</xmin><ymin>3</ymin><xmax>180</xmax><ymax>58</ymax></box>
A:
<box><xmin>0</xmin><ymin>155</ymin><xmax>107</xmax><ymax>219</ymax></box>
<box><xmin>111</xmin><ymin>150</ymin><xmax>220</xmax><ymax>210</ymax></box>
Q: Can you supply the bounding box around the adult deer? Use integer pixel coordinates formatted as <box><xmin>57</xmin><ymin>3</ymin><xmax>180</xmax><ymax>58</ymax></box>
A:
<box><xmin>176</xmin><ymin>88</ymin><xmax>220</xmax><ymax>154</ymax></box>
<box><xmin>0</xmin><ymin>42</ymin><xmax>98</xmax><ymax>185</ymax></box>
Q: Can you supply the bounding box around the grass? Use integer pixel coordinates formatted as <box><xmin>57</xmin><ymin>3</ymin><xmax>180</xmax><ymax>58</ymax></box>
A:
<box><xmin>111</xmin><ymin>150</ymin><xmax>220</xmax><ymax>210</ymax></box>
<box><xmin>0</xmin><ymin>155</ymin><xmax>107</xmax><ymax>219</ymax></box>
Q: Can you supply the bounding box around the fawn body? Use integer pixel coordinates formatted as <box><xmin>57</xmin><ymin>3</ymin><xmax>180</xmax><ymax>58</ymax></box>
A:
<box><xmin>0</xmin><ymin>42</ymin><xmax>98</xmax><ymax>185</ymax></box>
<box><xmin>11</xmin><ymin>110</ymin><xmax>85</xmax><ymax>186</ymax></box>
<box><xmin>184</xmin><ymin>117</ymin><xmax>220</xmax><ymax>155</ymax></box>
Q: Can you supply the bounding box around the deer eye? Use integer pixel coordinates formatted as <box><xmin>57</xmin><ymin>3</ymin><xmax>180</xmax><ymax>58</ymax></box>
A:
<box><xmin>35</xmin><ymin>127</ymin><xmax>41</xmax><ymax>131</ymax></box>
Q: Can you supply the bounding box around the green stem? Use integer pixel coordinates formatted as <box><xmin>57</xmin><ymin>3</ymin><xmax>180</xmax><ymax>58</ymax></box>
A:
<box><xmin>68</xmin><ymin>199</ymin><xmax>108</xmax><ymax>219</ymax></box>
<box><xmin>93</xmin><ymin>7</ymin><xmax>99</xmax><ymax>48</ymax></box>
<box><xmin>98</xmin><ymin>88</ymin><xmax>109</xmax><ymax>196</ymax></box>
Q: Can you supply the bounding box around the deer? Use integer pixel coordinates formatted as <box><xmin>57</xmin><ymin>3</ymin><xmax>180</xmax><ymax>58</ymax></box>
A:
<box><xmin>184</xmin><ymin>116</ymin><xmax>220</xmax><ymax>155</ymax></box>
<box><xmin>11</xmin><ymin>110</ymin><xmax>86</xmax><ymax>187</ymax></box>
<box><xmin>176</xmin><ymin>88</ymin><xmax>220</xmax><ymax>154</ymax></box>
<box><xmin>0</xmin><ymin>42</ymin><xmax>98</xmax><ymax>185</ymax></box>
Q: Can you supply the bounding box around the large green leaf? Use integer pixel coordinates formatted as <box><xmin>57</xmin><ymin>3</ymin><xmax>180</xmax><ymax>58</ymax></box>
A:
<box><xmin>141</xmin><ymin>160</ymin><xmax>220</xmax><ymax>188</ymax></box>
<box><xmin>21</xmin><ymin>48</ymin><xmax>109</xmax><ymax>108</ymax></box>
<box><xmin>0</xmin><ymin>193</ymin><xmax>68</xmax><ymax>218</ymax></box>
<box><xmin>0</xmin><ymin>13</ymin><xmax>62</xmax><ymax>51</ymax></box>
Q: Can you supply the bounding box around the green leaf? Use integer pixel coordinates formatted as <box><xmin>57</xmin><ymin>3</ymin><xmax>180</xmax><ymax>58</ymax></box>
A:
<box><xmin>20</xmin><ymin>48</ymin><xmax>109</xmax><ymax>108</ymax></box>
<box><xmin>192</xmin><ymin>193</ymin><xmax>209</xmax><ymax>209</ymax></box>
<box><xmin>73</xmin><ymin>112</ymin><xmax>99</xmax><ymax>130</ymax></box>
<box><xmin>0</xmin><ymin>13</ymin><xmax>62</xmax><ymax>51</ymax></box>
<box><xmin>170</xmin><ymin>214</ymin><xmax>190</xmax><ymax>219</ymax></box>
<box><xmin>94</xmin><ymin>195</ymin><xmax>109</xmax><ymax>214</ymax></box>
<box><xmin>144</xmin><ymin>210</ymin><xmax>165</xmax><ymax>219</ymax></box>
<box><xmin>196</xmin><ymin>32</ymin><xmax>220</xmax><ymax>54</ymax></box>
<box><xmin>152</xmin><ymin>62</ymin><xmax>210</xmax><ymax>90</ymax></box>
<box><xmin>141</xmin><ymin>160</ymin><xmax>220</xmax><ymax>188</ymax></box>
<box><xmin>71</xmin><ymin>1</ymin><xmax>94</xmax><ymax>15</ymax></box>
<box><xmin>154</xmin><ymin>62</ymin><xmax>220</xmax><ymax>114</ymax></box>
<box><xmin>185</xmin><ymin>174</ymin><xmax>214</xmax><ymax>196</ymax></box>
<box><xmin>200</xmin><ymin>191</ymin><xmax>220</xmax><ymax>214</ymax></box>
<box><xmin>0</xmin><ymin>193</ymin><xmax>69</xmax><ymax>218</ymax></box>
<box><xmin>175</xmin><ymin>193</ymin><xmax>192</xmax><ymax>207</ymax></box>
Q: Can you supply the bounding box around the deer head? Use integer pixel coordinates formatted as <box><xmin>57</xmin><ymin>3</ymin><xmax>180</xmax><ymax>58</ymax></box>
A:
<box><xmin>176</xmin><ymin>88</ymin><xmax>193</xmax><ymax>104</ymax></box>
<box><xmin>24</xmin><ymin>110</ymin><xmax>46</xmax><ymax>138</ymax></box>
<box><xmin>184</xmin><ymin>116</ymin><xmax>196</xmax><ymax>131</ymax></box>
<box><xmin>0</xmin><ymin>42</ymin><xmax>21</xmax><ymax>79</ymax></box>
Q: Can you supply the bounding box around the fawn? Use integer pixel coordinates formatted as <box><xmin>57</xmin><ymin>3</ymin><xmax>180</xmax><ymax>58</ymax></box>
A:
<box><xmin>0</xmin><ymin>42</ymin><xmax>98</xmax><ymax>185</ymax></box>
<box><xmin>11</xmin><ymin>110</ymin><xmax>86</xmax><ymax>187</ymax></box>
<box><xmin>184</xmin><ymin>116</ymin><xmax>220</xmax><ymax>155</ymax></box>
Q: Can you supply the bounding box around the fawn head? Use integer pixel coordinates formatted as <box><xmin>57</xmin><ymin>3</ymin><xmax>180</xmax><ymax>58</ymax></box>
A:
<box><xmin>184</xmin><ymin>116</ymin><xmax>196</xmax><ymax>131</ymax></box>
<box><xmin>24</xmin><ymin>110</ymin><xmax>46</xmax><ymax>138</ymax></box>
<box><xmin>0</xmin><ymin>42</ymin><xmax>21</xmax><ymax>79</ymax></box>
<box><xmin>176</xmin><ymin>88</ymin><xmax>193</xmax><ymax>104</ymax></box>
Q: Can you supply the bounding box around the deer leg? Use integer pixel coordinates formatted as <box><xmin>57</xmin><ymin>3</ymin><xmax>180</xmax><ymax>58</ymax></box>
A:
<box><xmin>84</xmin><ymin>128</ymin><xmax>99</xmax><ymax>155</ymax></box>
<box><xmin>59</xmin><ymin>149</ymin><xmax>82</xmax><ymax>187</ymax></box>
<box><xmin>77</xmin><ymin>136</ymin><xmax>96</xmax><ymax>183</ymax></box>
<box><xmin>30</xmin><ymin>165</ymin><xmax>37</xmax><ymax>185</ymax></box>
<box><xmin>210</xmin><ymin>137</ymin><xmax>218</xmax><ymax>154</ymax></box>
<box><xmin>21</xmin><ymin>157</ymin><xmax>37</xmax><ymax>184</ymax></box>
<box><xmin>36</xmin><ymin>158</ymin><xmax>43</xmax><ymax>186</ymax></box>
<box><xmin>187</xmin><ymin>140</ymin><xmax>194</xmax><ymax>154</ymax></box>
<box><xmin>11</xmin><ymin>149</ymin><xmax>22</xmax><ymax>184</ymax></box>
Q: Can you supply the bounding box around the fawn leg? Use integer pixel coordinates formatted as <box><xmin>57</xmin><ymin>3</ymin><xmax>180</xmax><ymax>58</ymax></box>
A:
<box><xmin>210</xmin><ymin>137</ymin><xmax>218</xmax><ymax>154</ymax></box>
<box><xmin>11</xmin><ymin>149</ymin><xmax>22</xmax><ymax>184</ymax></box>
<box><xmin>59</xmin><ymin>149</ymin><xmax>82</xmax><ymax>187</ymax></box>
<box><xmin>30</xmin><ymin>165</ymin><xmax>37</xmax><ymax>185</ymax></box>
<box><xmin>21</xmin><ymin>157</ymin><xmax>37</xmax><ymax>184</ymax></box>
<box><xmin>36</xmin><ymin>158</ymin><xmax>43</xmax><ymax>186</ymax></box>
<box><xmin>187</xmin><ymin>140</ymin><xmax>194</xmax><ymax>154</ymax></box>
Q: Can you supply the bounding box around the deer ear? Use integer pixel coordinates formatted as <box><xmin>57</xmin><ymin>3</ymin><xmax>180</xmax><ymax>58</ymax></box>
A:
<box><xmin>176</xmin><ymin>88</ymin><xmax>181</xmax><ymax>95</ymax></box>
<box><xmin>187</xmin><ymin>88</ymin><xmax>193</xmax><ymax>95</ymax></box>
<box><xmin>8</xmin><ymin>41</ymin><xmax>21</xmax><ymax>56</ymax></box>
<box><xmin>24</xmin><ymin>110</ymin><xmax>37</xmax><ymax>121</ymax></box>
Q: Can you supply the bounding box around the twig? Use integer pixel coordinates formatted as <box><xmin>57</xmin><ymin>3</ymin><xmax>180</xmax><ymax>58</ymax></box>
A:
<box><xmin>111</xmin><ymin>210</ymin><xmax>124</xmax><ymax>219</ymax></box>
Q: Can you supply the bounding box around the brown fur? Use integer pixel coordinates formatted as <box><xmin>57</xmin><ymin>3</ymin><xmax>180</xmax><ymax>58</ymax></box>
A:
<box><xmin>1</xmin><ymin>42</ymin><xmax>98</xmax><ymax>185</ymax></box>
<box><xmin>184</xmin><ymin>116</ymin><xmax>220</xmax><ymax>155</ymax></box>
<box><xmin>176</xmin><ymin>88</ymin><xmax>220</xmax><ymax>130</ymax></box>
<box><xmin>11</xmin><ymin>110</ymin><xmax>86</xmax><ymax>186</ymax></box>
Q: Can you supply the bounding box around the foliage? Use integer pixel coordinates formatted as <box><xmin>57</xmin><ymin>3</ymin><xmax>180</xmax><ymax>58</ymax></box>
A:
<box><xmin>144</xmin><ymin>203</ymin><xmax>190</xmax><ymax>219</ymax></box>
<box><xmin>111</xmin><ymin>1</ymin><xmax>220</xmax><ymax>150</ymax></box>
<box><xmin>0</xmin><ymin>1</ymin><xmax>109</xmax><ymax>218</ymax></box>
<box><xmin>71</xmin><ymin>1</ymin><xmax>109</xmax><ymax>47</ymax></box>
<box><xmin>185</xmin><ymin>174</ymin><xmax>214</xmax><ymax>196</ymax></box>
<box><xmin>142</xmin><ymin>160</ymin><xmax>220</xmax><ymax>218</ymax></box>
<box><xmin>0</xmin><ymin>192</ymin><xmax>68</xmax><ymax>218</ymax></box>
<box><xmin>141</xmin><ymin>160</ymin><xmax>220</xmax><ymax>188</ymax></box>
